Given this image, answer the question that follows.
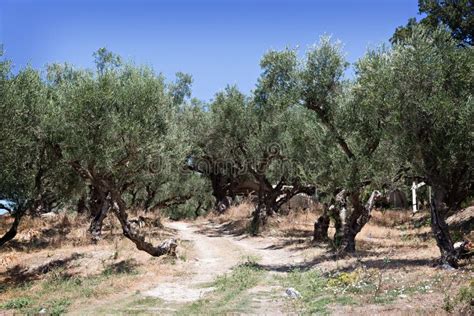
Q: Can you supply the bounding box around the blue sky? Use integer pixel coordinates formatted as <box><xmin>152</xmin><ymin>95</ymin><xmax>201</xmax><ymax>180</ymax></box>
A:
<box><xmin>0</xmin><ymin>0</ymin><xmax>418</xmax><ymax>101</ymax></box>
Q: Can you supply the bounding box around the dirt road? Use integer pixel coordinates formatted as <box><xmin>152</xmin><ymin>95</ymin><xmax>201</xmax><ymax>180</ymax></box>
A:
<box><xmin>143</xmin><ymin>221</ymin><xmax>308</xmax><ymax>312</ymax></box>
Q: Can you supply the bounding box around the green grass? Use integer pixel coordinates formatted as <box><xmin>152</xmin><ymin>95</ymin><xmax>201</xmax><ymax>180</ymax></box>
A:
<box><xmin>1</xmin><ymin>297</ymin><xmax>32</xmax><ymax>309</ymax></box>
<box><xmin>49</xmin><ymin>298</ymin><xmax>72</xmax><ymax>316</ymax></box>
<box><xmin>0</xmin><ymin>296</ymin><xmax>70</xmax><ymax>315</ymax></box>
<box><xmin>120</xmin><ymin>296</ymin><xmax>166</xmax><ymax>314</ymax></box>
<box><xmin>177</xmin><ymin>261</ymin><xmax>264</xmax><ymax>315</ymax></box>
<box><xmin>0</xmin><ymin>266</ymin><xmax>139</xmax><ymax>315</ymax></box>
<box><xmin>278</xmin><ymin>269</ymin><xmax>356</xmax><ymax>315</ymax></box>
<box><xmin>275</xmin><ymin>268</ymin><xmax>443</xmax><ymax>313</ymax></box>
<box><xmin>443</xmin><ymin>279</ymin><xmax>474</xmax><ymax>313</ymax></box>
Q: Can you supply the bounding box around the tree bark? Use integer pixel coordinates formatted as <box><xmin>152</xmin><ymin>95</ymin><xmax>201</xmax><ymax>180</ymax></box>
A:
<box><xmin>0</xmin><ymin>206</ymin><xmax>27</xmax><ymax>247</ymax></box>
<box><xmin>89</xmin><ymin>185</ymin><xmax>105</xmax><ymax>218</ymax></box>
<box><xmin>110</xmin><ymin>191</ymin><xmax>177</xmax><ymax>257</ymax></box>
<box><xmin>86</xmin><ymin>185</ymin><xmax>110</xmax><ymax>241</ymax></box>
<box><xmin>210</xmin><ymin>173</ymin><xmax>231</xmax><ymax>213</ymax></box>
<box><xmin>313</xmin><ymin>204</ymin><xmax>330</xmax><ymax>241</ymax></box>
<box><xmin>430</xmin><ymin>187</ymin><xmax>458</xmax><ymax>267</ymax></box>
<box><xmin>69</xmin><ymin>162</ymin><xmax>177</xmax><ymax>256</ymax></box>
<box><xmin>250</xmin><ymin>202</ymin><xmax>268</xmax><ymax>236</ymax></box>
<box><xmin>88</xmin><ymin>191</ymin><xmax>110</xmax><ymax>242</ymax></box>
<box><xmin>216</xmin><ymin>196</ymin><xmax>231</xmax><ymax>213</ymax></box>
<box><xmin>332</xmin><ymin>205</ymin><xmax>344</xmax><ymax>247</ymax></box>
<box><xmin>340</xmin><ymin>193</ymin><xmax>365</xmax><ymax>253</ymax></box>
<box><xmin>194</xmin><ymin>201</ymin><xmax>203</xmax><ymax>218</ymax></box>
<box><xmin>335</xmin><ymin>190</ymin><xmax>380</xmax><ymax>253</ymax></box>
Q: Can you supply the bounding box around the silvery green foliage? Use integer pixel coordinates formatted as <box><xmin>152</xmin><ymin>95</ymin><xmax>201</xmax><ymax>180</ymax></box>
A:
<box><xmin>0</xmin><ymin>53</ymin><xmax>66</xmax><ymax>211</ymax></box>
<box><xmin>255</xmin><ymin>37</ymin><xmax>401</xmax><ymax>199</ymax></box>
<box><xmin>46</xmin><ymin>50</ymin><xmax>199</xmax><ymax>213</ymax></box>
<box><xmin>384</xmin><ymin>26</ymin><xmax>473</xmax><ymax>206</ymax></box>
<box><xmin>0</xmin><ymin>54</ymin><xmax>40</xmax><ymax>206</ymax></box>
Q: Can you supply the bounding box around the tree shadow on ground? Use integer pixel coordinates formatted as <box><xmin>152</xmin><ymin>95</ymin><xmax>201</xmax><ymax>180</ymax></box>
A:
<box><xmin>279</xmin><ymin>228</ymin><xmax>313</xmax><ymax>238</ymax></box>
<box><xmin>2</xmin><ymin>218</ymin><xmax>73</xmax><ymax>253</ymax></box>
<box><xmin>262</xmin><ymin>237</ymin><xmax>309</xmax><ymax>250</ymax></box>
<box><xmin>0</xmin><ymin>252</ymin><xmax>83</xmax><ymax>287</ymax></box>
<box><xmin>196</xmin><ymin>220</ymin><xmax>317</xmax><ymax>252</ymax></box>
<box><xmin>102</xmin><ymin>258</ymin><xmax>139</xmax><ymax>275</ymax></box>
<box><xmin>196</xmin><ymin>220</ymin><xmax>249</xmax><ymax>237</ymax></box>
<box><xmin>254</xmin><ymin>255</ymin><xmax>436</xmax><ymax>273</ymax></box>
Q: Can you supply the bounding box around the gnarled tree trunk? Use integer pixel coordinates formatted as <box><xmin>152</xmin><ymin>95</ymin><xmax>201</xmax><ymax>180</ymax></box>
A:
<box><xmin>0</xmin><ymin>205</ymin><xmax>27</xmax><ymax>247</ymax></box>
<box><xmin>332</xmin><ymin>190</ymin><xmax>381</xmax><ymax>253</ymax></box>
<box><xmin>250</xmin><ymin>201</ymin><xmax>271</xmax><ymax>236</ymax></box>
<box><xmin>313</xmin><ymin>203</ymin><xmax>330</xmax><ymax>241</ymax></box>
<box><xmin>110</xmin><ymin>191</ymin><xmax>177</xmax><ymax>257</ymax></box>
<box><xmin>251</xmin><ymin>181</ymin><xmax>316</xmax><ymax>236</ymax></box>
<box><xmin>430</xmin><ymin>187</ymin><xmax>458</xmax><ymax>267</ymax></box>
<box><xmin>210</xmin><ymin>173</ymin><xmax>232</xmax><ymax>213</ymax></box>
<box><xmin>88</xmin><ymin>185</ymin><xmax>109</xmax><ymax>241</ymax></box>
<box><xmin>339</xmin><ymin>192</ymin><xmax>363</xmax><ymax>253</ymax></box>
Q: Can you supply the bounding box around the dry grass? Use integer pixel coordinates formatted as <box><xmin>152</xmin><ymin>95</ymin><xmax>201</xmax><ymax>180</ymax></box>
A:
<box><xmin>1</xmin><ymin>204</ymin><xmax>472</xmax><ymax>314</ymax></box>
<box><xmin>204</xmin><ymin>198</ymin><xmax>255</xmax><ymax>235</ymax></box>
<box><xmin>0</xmin><ymin>211</ymin><xmax>190</xmax><ymax>315</ymax></box>
<box><xmin>203</xmin><ymin>202</ymin><xmax>442</xmax><ymax>266</ymax></box>
<box><xmin>266</xmin><ymin>207</ymin><xmax>319</xmax><ymax>237</ymax></box>
<box><xmin>370</xmin><ymin>209</ymin><xmax>415</xmax><ymax>227</ymax></box>
<box><xmin>206</xmin><ymin>198</ymin><xmax>254</xmax><ymax>222</ymax></box>
<box><xmin>204</xmin><ymin>199</ymin><xmax>321</xmax><ymax>237</ymax></box>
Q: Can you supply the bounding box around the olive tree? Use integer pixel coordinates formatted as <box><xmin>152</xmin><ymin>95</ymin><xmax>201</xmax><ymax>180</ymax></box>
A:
<box><xmin>187</xmin><ymin>81</ymin><xmax>315</xmax><ymax>233</ymax></box>
<box><xmin>0</xmin><ymin>51</ymin><xmax>74</xmax><ymax>246</ymax></box>
<box><xmin>382</xmin><ymin>26</ymin><xmax>473</xmax><ymax>266</ymax></box>
<box><xmin>184</xmin><ymin>87</ymin><xmax>257</xmax><ymax>212</ymax></box>
<box><xmin>47</xmin><ymin>50</ymin><xmax>190</xmax><ymax>256</ymax></box>
<box><xmin>257</xmin><ymin>39</ymin><xmax>398</xmax><ymax>252</ymax></box>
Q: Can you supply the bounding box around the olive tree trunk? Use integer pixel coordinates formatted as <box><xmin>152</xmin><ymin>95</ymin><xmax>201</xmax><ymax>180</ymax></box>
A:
<box><xmin>110</xmin><ymin>190</ymin><xmax>177</xmax><ymax>256</ymax></box>
<box><xmin>331</xmin><ymin>190</ymin><xmax>380</xmax><ymax>253</ymax></box>
<box><xmin>313</xmin><ymin>203</ymin><xmax>330</xmax><ymax>241</ymax></box>
<box><xmin>430</xmin><ymin>187</ymin><xmax>458</xmax><ymax>267</ymax></box>
<box><xmin>0</xmin><ymin>204</ymin><xmax>28</xmax><ymax>247</ymax></box>
<box><xmin>87</xmin><ymin>185</ymin><xmax>110</xmax><ymax>241</ymax></box>
<box><xmin>250</xmin><ymin>197</ymin><xmax>274</xmax><ymax>235</ymax></box>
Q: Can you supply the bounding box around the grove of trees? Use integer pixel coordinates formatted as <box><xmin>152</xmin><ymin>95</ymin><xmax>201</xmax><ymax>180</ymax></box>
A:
<box><xmin>1</xmin><ymin>2</ymin><xmax>473</xmax><ymax>268</ymax></box>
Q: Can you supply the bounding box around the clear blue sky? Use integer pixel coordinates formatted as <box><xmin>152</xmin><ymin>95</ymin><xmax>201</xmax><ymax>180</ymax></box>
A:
<box><xmin>0</xmin><ymin>0</ymin><xmax>418</xmax><ymax>101</ymax></box>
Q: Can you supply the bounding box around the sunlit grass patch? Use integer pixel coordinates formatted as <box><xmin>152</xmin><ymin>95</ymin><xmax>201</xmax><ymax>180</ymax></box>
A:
<box><xmin>0</xmin><ymin>266</ymin><xmax>140</xmax><ymax>315</ymax></box>
<box><xmin>1</xmin><ymin>296</ymin><xmax>32</xmax><ymax>310</ymax></box>
<box><xmin>278</xmin><ymin>268</ymin><xmax>353</xmax><ymax>314</ymax></box>
<box><xmin>177</xmin><ymin>260</ymin><xmax>264</xmax><ymax>315</ymax></box>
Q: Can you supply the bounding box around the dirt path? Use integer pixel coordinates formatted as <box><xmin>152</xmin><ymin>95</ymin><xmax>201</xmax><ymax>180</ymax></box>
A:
<box><xmin>143</xmin><ymin>220</ymin><xmax>306</xmax><ymax>311</ymax></box>
<box><xmin>143</xmin><ymin>221</ymin><xmax>246</xmax><ymax>302</ymax></box>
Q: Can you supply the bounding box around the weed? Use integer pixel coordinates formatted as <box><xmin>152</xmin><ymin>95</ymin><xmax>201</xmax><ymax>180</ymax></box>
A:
<box><xmin>1</xmin><ymin>297</ymin><xmax>32</xmax><ymax>309</ymax></box>
<box><xmin>457</xmin><ymin>281</ymin><xmax>474</xmax><ymax>303</ymax></box>
<box><xmin>178</xmin><ymin>262</ymin><xmax>264</xmax><ymax>315</ymax></box>
<box><xmin>240</xmin><ymin>254</ymin><xmax>261</xmax><ymax>266</ymax></box>
<box><xmin>280</xmin><ymin>269</ymin><xmax>354</xmax><ymax>314</ymax></box>
<box><xmin>214</xmin><ymin>262</ymin><xmax>262</xmax><ymax>292</ymax></box>
<box><xmin>49</xmin><ymin>298</ymin><xmax>71</xmax><ymax>316</ymax></box>
<box><xmin>327</xmin><ymin>271</ymin><xmax>359</xmax><ymax>288</ymax></box>
<box><xmin>443</xmin><ymin>294</ymin><xmax>455</xmax><ymax>313</ymax></box>
<box><xmin>452</xmin><ymin>279</ymin><xmax>474</xmax><ymax>313</ymax></box>
<box><xmin>129</xmin><ymin>296</ymin><xmax>164</xmax><ymax>307</ymax></box>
